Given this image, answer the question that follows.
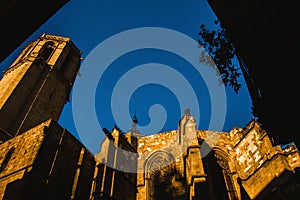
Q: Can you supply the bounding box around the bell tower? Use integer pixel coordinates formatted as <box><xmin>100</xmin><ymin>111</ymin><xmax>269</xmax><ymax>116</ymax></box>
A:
<box><xmin>0</xmin><ymin>34</ymin><xmax>82</xmax><ymax>140</ymax></box>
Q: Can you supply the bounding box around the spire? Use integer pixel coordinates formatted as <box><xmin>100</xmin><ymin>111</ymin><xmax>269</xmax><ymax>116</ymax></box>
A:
<box><xmin>130</xmin><ymin>110</ymin><xmax>139</xmax><ymax>137</ymax></box>
<box><xmin>129</xmin><ymin>110</ymin><xmax>144</xmax><ymax>141</ymax></box>
<box><xmin>132</xmin><ymin>110</ymin><xmax>138</xmax><ymax>124</ymax></box>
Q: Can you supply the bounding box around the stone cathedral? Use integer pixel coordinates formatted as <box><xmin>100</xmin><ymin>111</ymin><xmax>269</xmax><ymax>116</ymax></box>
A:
<box><xmin>0</xmin><ymin>34</ymin><xmax>299</xmax><ymax>200</ymax></box>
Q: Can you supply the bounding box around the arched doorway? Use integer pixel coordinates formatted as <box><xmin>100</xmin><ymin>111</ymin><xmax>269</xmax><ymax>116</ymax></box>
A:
<box><xmin>145</xmin><ymin>151</ymin><xmax>175</xmax><ymax>200</ymax></box>
<box><xmin>213</xmin><ymin>148</ymin><xmax>238</xmax><ymax>200</ymax></box>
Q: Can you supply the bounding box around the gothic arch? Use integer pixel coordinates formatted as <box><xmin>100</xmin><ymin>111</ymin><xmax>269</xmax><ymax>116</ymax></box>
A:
<box><xmin>213</xmin><ymin>147</ymin><xmax>238</xmax><ymax>200</ymax></box>
<box><xmin>37</xmin><ymin>41</ymin><xmax>55</xmax><ymax>63</ymax></box>
<box><xmin>213</xmin><ymin>147</ymin><xmax>231</xmax><ymax>170</ymax></box>
<box><xmin>144</xmin><ymin>150</ymin><xmax>176</xmax><ymax>200</ymax></box>
<box><xmin>144</xmin><ymin>150</ymin><xmax>175</xmax><ymax>176</ymax></box>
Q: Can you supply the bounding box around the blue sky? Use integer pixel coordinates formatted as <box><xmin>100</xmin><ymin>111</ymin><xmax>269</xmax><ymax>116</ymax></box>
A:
<box><xmin>0</xmin><ymin>0</ymin><xmax>253</xmax><ymax>154</ymax></box>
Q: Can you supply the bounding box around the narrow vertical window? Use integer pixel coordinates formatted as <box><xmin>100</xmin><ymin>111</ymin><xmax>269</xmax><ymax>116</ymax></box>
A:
<box><xmin>38</xmin><ymin>41</ymin><xmax>55</xmax><ymax>62</ymax></box>
<box><xmin>0</xmin><ymin>147</ymin><xmax>15</xmax><ymax>172</ymax></box>
<box><xmin>60</xmin><ymin>51</ymin><xmax>74</xmax><ymax>74</ymax></box>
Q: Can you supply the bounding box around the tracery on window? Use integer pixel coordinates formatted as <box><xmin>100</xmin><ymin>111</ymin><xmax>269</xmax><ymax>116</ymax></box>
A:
<box><xmin>214</xmin><ymin>149</ymin><xmax>238</xmax><ymax>200</ymax></box>
<box><xmin>145</xmin><ymin>151</ymin><xmax>175</xmax><ymax>200</ymax></box>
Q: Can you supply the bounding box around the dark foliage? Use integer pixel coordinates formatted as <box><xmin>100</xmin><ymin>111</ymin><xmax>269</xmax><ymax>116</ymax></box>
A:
<box><xmin>198</xmin><ymin>20</ymin><xmax>241</xmax><ymax>93</ymax></box>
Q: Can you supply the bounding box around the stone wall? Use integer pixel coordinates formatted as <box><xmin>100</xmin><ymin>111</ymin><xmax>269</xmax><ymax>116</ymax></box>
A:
<box><xmin>0</xmin><ymin>120</ymin><xmax>48</xmax><ymax>199</ymax></box>
<box><xmin>136</xmin><ymin>128</ymin><xmax>205</xmax><ymax>200</ymax></box>
<box><xmin>0</xmin><ymin>119</ymin><xmax>96</xmax><ymax>200</ymax></box>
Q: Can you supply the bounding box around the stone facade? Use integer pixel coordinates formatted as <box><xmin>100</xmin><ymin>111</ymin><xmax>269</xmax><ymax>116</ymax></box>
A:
<box><xmin>0</xmin><ymin>119</ymin><xmax>96</xmax><ymax>200</ymax></box>
<box><xmin>1</xmin><ymin>34</ymin><xmax>300</xmax><ymax>200</ymax></box>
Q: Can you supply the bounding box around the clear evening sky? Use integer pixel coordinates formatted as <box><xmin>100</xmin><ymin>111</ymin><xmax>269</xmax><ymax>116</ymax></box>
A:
<box><xmin>0</xmin><ymin>0</ymin><xmax>253</xmax><ymax>154</ymax></box>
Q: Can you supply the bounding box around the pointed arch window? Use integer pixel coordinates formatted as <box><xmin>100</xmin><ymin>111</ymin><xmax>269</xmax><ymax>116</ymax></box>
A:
<box><xmin>145</xmin><ymin>151</ymin><xmax>175</xmax><ymax>200</ymax></box>
<box><xmin>38</xmin><ymin>41</ymin><xmax>55</xmax><ymax>63</ymax></box>
<box><xmin>214</xmin><ymin>150</ymin><xmax>238</xmax><ymax>200</ymax></box>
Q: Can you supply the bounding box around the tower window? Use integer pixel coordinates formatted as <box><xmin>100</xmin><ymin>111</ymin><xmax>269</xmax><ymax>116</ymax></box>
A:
<box><xmin>60</xmin><ymin>51</ymin><xmax>74</xmax><ymax>74</ymax></box>
<box><xmin>38</xmin><ymin>41</ymin><xmax>55</xmax><ymax>63</ymax></box>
